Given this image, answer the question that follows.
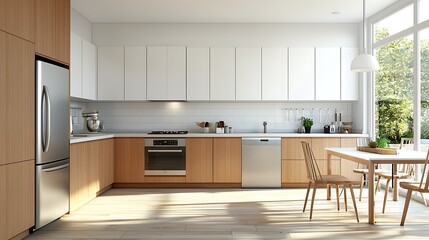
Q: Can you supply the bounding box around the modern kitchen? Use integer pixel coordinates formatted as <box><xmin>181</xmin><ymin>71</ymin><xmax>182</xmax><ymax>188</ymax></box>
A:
<box><xmin>1</xmin><ymin>0</ymin><xmax>429</xmax><ymax>239</ymax></box>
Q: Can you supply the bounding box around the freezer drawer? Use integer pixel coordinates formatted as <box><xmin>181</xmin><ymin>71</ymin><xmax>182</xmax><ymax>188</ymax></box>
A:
<box><xmin>36</xmin><ymin>159</ymin><xmax>70</xmax><ymax>229</ymax></box>
<box><xmin>242</xmin><ymin>138</ymin><xmax>281</xmax><ymax>188</ymax></box>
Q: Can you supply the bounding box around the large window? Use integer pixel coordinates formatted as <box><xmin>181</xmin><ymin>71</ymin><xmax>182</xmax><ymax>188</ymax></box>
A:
<box><xmin>421</xmin><ymin>27</ymin><xmax>429</xmax><ymax>152</ymax></box>
<box><xmin>374</xmin><ymin>4</ymin><xmax>414</xmax><ymax>42</ymax></box>
<box><xmin>372</xmin><ymin>0</ymin><xmax>429</xmax><ymax>182</ymax></box>
<box><xmin>419</xmin><ymin>0</ymin><xmax>429</xmax><ymax>23</ymax></box>
<box><xmin>375</xmin><ymin>35</ymin><xmax>414</xmax><ymax>144</ymax></box>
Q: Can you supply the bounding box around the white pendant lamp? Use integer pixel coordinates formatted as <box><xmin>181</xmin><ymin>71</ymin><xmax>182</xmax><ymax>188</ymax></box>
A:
<box><xmin>350</xmin><ymin>0</ymin><xmax>380</xmax><ymax>72</ymax></box>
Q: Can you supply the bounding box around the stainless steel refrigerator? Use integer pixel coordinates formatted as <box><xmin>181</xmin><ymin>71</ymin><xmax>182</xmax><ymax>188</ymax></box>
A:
<box><xmin>35</xmin><ymin>59</ymin><xmax>70</xmax><ymax>230</ymax></box>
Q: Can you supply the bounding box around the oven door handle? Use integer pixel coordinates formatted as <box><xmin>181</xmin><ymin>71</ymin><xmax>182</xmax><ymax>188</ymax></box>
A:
<box><xmin>147</xmin><ymin>149</ymin><xmax>183</xmax><ymax>153</ymax></box>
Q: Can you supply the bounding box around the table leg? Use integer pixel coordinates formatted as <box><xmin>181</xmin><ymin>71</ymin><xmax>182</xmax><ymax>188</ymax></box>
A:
<box><xmin>393</xmin><ymin>164</ymin><xmax>398</xmax><ymax>201</ymax></box>
<box><xmin>327</xmin><ymin>153</ymin><xmax>332</xmax><ymax>200</ymax></box>
<box><xmin>368</xmin><ymin>162</ymin><xmax>375</xmax><ymax>224</ymax></box>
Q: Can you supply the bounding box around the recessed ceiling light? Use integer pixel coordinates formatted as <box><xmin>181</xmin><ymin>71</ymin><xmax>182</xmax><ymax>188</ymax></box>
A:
<box><xmin>331</xmin><ymin>12</ymin><xmax>341</xmax><ymax>15</ymax></box>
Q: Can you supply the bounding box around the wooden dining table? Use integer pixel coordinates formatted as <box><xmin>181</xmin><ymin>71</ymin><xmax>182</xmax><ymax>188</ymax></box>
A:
<box><xmin>325</xmin><ymin>148</ymin><xmax>427</xmax><ymax>224</ymax></box>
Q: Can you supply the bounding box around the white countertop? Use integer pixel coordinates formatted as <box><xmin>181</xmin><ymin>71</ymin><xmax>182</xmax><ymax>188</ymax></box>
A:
<box><xmin>70</xmin><ymin>133</ymin><xmax>115</xmax><ymax>144</ymax></box>
<box><xmin>70</xmin><ymin>132</ymin><xmax>368</xmax><ymax>144</ymax></box>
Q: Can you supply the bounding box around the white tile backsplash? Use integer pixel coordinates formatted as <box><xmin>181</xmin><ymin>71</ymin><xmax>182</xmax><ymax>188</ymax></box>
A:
<box><xmin>78</xmin><ymin>101</ymin><xmax>353</xmax><ymax>133</ymax></box>
<box><xmin>70</xmin><ymin>101</ymin><xmax>87</xmax><ymax>133</ymax></box>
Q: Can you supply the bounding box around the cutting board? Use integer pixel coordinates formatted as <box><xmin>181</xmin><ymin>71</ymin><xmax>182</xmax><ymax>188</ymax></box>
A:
<box><xmin>357</xmin><ymin>146</ymin><xmax>398</xmax><ymax>155</ymax></box>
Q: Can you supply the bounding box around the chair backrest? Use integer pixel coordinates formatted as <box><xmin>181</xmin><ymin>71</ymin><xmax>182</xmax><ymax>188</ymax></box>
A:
<box><xmin>419</xmin><ymin>149</ymin><xmax>429</xmax><ymax>190</ymax></box>
<box><xmin>400</xmin><ymin>138</ymin><xmax>414</xmax><ymax>150</ymax></box>
<box><xmin>399</xmin><ymin>138</ymin><xmax>415</xmax><ymax>175</ymax></box>
<box><xmin>356</xmin><ymin>137</ymin><xmax>370</xmax><ymax>147</ymax></box>
<box><xmin>355</xmin><ymin>138</ymin><xmax>370</xmax><ymax>169</ymax></box>
<box><xmin>301</xmin><ymin>141</ymin><xmax>323</xmax><ymax>181</ymax></box>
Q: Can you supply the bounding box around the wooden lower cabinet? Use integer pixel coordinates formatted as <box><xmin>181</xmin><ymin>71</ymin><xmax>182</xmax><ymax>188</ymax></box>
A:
<box><xmin>0</xmin><ymin>160</ymin><xmax>34</xmax><ymax>239</ymax></box>
<box><xmin>99</xmin><ymin>139</ymin><xmax>114</xmax><ymax>189</ymax></box>
<box><xmin>340</xmin><ymin>138</ymin><xmax>361</xmax><ymax>181</ymax></box>
<box><xmin>281</xmin><ymin>137</ymin><xmax>356</xmax><ymax>186</ymax></box>
<box><xmin>70</xmin><ymin>139</ymin><xmax>115</xmax><ymax>212</ymax></box>
<box><xmin>213</xmin><ymin>138</ymin><xmax>242</xmax><ymax>183</ymax></box>
<box><xmin>70</xmin><ymin>142</ymin><xmax>88</xmax><ymax>212</ymax></box>
<box><xmin>114</xmin><ymin>138</ymin><xmax>145</xmax><ymax>183</ymax></box>
<box><xmin>186</xmin><ymin>138</ymin><xmax>213</xmax><ymax>183</ymax></box>
<box><xmin>312</xmin><ymin>138</ymin><xmax>341</xmax><ymax>160</ymax></box>
<box><xmin>85</xmin><ymin>141</ymin><xmax>100</xmax><ymax>195</ymax></box>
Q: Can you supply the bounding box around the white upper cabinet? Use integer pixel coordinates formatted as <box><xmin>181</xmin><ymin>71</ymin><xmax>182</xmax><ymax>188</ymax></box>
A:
<box><xmin>71</xmin><ymin>33</ymin><xmax>97</xmax><ymax>100</ymax></box>
<box><xmin>166</xmin><ymin>47</ymin><xmax>186</xmax><ymax>100</ymax></box>
<box><xmin>82</xmin><ymin>39</ymin><xmax>97</xmax><ymax>100</ymax></box>
<box><xmin>147</xmin><ymin>46</ymin><xmax>186</xmax><ymax>101</ymax></box>
<box><xmin>70</xmin><ymin>33</ymin><xmax>82</xmax><ymax>98</ymax></box>
<box><xmin>289</xmin><ymin>47</ymin><xmax>315</xmax><ymax>100</ymax></box>
<box><xmin>315</xmin><ymin>47</ymin><xmax>340</xmax><ymax>100</ymax></box>
<box><xmin>147</xmin><ymin>46</ymin><xmax>167</xmax><ymax>100</ymax></box>
<box><xmin>125</xmin><ymin>47</ymin><xmax>147</xmax><ymax>100</ymax></box>
<box><xmin>262</xmin><ymin>47</ymin><xmax>288</xmax><ymax>100</ymax></box>
<box><xmin>210</xmin><ymin>47</ymin><xmax>236</xmax><ymax>100</ymax></box>
<box><xmin>187</xmin><ymin>47</ymin><xmax>209</xmax><ymax>100</ymax></box>
<box><xmin>236</xmin><ymin>47</ymin><xmax>262</xmax><ymax>100</ymax></box>
<box><xmin>341</xmin><ymin>47</ymin><xmax>359</xmax><ymax>100</ymax></box>
<box><xmin>98</xmin><ymin>46</ymin><xmax>125</xmax><ymax>100</ymax></box>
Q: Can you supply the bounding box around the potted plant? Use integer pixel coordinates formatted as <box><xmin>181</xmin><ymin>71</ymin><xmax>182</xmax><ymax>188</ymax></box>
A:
<box><xmin>302</xmin><ymin>117</ymin><xmax>314</xmax><ymax>134</ymax></box>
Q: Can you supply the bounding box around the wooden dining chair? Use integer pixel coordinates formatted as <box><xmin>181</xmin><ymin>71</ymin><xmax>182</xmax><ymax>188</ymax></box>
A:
<box><xmin>378</xmin><ymin>138</ymin><xmax>417</xmax><ymax>213</ymax></box>
<box><xmin>353</xmin><ymin>138</ymin><xmax>389</xmax><ymax>201</ymax></box>
<box><xmin>400</xmin><ymin>149</ymin><xmax>429</xmax><ymax>226</ymax></box>
<box><xmin>301</xmin><ymin>141</ymin><xmax>360</xmax><ymax>222</ymax></box>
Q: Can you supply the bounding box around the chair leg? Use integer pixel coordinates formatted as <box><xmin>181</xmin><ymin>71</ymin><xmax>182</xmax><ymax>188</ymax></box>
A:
<box><xmin>310</xmin><ymin>184</ymin><xmax>318</xmax><ymax>220</ymax></box>
<box><xmin>344</xmin><ymin>185</ymin><xmax>348</xmax><ymax>212</ymax></box>
<box><xmin>348</xmin><ymin>185</ymin><xmax>360</xmax><ymax>223</ymax></box>
<box><xmin>359</xmin><ymin>174</ymin><xmax>365</xmax><ymax>201</ymax></box>
<box><xmin>376</xmin><ymin>176</ymin><xmax>382</xmax><ymax>194</ymax></box>
<box><xmin>303</xmin><ymin>181</ymin><xmax>311</xmax><ymax>212</ymax></box>
<box><xmin>421</xmin><ymin>192</ymin><xmax>427</xmax><ymax>206</ymax></box>
<box><xmin>400</xmin><ymin>190</ymin><xmax>413</xmax><ymax>226</ymax></box>
<box><xmin>336</xmin><ymin>184</ymin><xmax>340</xmax><ymax>211</ymax></box>
<box><xmin>382</xmin><ymin>178</ymin><xmax>391</xmax><ymax>214</ymax></box>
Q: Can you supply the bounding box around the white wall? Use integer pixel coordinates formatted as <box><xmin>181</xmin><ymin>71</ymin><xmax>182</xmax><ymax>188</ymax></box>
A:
<box><xmin>71</xmin><ymin>8</ymin><xmax>92</xmax><ymax>41</ymax></box>
<box><xmin>86</xmin><ymin>101</ymin><xmax>352</xmax><ymax>133</ymax></box>
<box><xmin>92</xmin><ymin>23</ymin><xmax>358</xmax><ymax>47</ymax></box>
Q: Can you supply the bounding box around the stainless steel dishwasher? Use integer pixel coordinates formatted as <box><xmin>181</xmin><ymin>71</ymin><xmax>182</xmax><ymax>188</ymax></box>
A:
<box><xmin>242</xmin><ymin>137</ymin><xmax>281</xmax><ymax>188</ymax></box>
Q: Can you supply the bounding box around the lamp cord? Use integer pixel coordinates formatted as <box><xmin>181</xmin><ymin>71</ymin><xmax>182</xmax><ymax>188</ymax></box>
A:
<box><xmin>362</xmin><ymin>0</ymin><xmax>367</xmax><ymax>53</ymax></box>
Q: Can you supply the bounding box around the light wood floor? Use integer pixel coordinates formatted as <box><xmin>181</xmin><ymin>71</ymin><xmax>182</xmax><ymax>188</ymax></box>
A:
<box><xmin>27</xmin><ymin>188</ymin><xmax>429</xmax><ymax>239</ymax></box>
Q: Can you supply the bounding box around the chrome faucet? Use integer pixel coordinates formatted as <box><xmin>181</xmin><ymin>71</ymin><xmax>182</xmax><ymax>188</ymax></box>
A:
<box><xmin>263</xmin><ymin>121</ymin><xmax>267</xmax><ymax>133</ymax></box>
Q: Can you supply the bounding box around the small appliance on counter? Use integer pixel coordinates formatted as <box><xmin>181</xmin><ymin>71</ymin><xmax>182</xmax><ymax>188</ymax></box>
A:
<box><xmin>324</xmin><ymin>125</ymin><xmax>330</xmax><ymax>133</ymax></box>
<box><xmin>82</xmin><ymin>109</ymin><xmax>103</xmax><ymax>133</ymax></box>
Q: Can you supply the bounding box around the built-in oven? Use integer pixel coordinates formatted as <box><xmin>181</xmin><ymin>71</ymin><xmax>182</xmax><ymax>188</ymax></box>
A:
<box><xmin>145</xmin><ymin>138</ymin><xmax>186</xmax><ymax>175</ymax></box>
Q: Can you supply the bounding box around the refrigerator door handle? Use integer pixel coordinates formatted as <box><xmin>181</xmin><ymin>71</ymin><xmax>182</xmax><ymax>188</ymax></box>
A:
<box><xmin>42</xmin><ymin>163</ymin><xmax>70</xmax><ymax>172</ymax></box>
<box><xmin>42</xmin><ymin>86</ymin><xmax>51</xmax><ymax>152</ymax></box>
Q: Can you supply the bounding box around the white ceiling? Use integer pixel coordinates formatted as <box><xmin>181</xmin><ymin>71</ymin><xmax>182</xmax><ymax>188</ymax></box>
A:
<box><xmin>72</xmin><ymin>0</ymin><xmax>399</xmax><ymax>23</ymax></box>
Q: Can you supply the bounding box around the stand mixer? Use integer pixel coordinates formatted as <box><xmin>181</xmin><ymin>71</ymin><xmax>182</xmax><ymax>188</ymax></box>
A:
<box><xmin>82</xmin><ymin>109</ymin><xmax>103</xmax><ymax>133</ymax></box>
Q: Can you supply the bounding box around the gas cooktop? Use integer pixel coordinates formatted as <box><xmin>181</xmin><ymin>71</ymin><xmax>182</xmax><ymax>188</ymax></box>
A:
<box><xmin>148</xmin><ymin>130</ymin><xmax>188</xmax><ymax>134</ymax></box>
